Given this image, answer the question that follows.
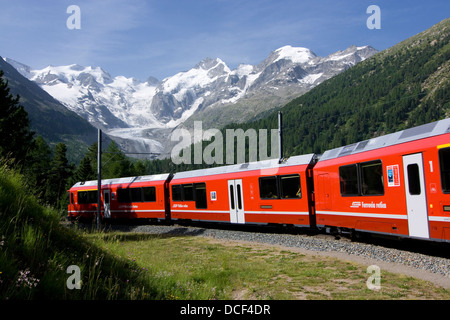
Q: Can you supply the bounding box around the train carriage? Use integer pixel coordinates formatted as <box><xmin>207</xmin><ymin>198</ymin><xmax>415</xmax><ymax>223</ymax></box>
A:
<box><xmin>68</xmin><ymin>173</ymin><xmax>171</xmax><ymax>220</ymax></box>
<box><xmin>68</xmin><ymin>117</ymin><xmax>450</xmax><ymax>243</ymax></box>
<box><xmin>169</xmin><ymin>154</ymin><xmax>316</xmax><ymax>226</ymax></box>
<box><xmin>314</xmin><ymin>118</ymin><xmax>450</xmax><ymax>242</ymax></box>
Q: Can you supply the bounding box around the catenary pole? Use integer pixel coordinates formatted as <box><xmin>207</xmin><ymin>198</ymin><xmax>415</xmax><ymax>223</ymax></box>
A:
<box><xmin>96</xmin><ymin>128</ymin><xmax>102</xmax><ymax>230</ymax></box>
<box><xmin>278</xmin><ymin>111</ymin><xmax>283</xmax><ymax>163</ymax></box>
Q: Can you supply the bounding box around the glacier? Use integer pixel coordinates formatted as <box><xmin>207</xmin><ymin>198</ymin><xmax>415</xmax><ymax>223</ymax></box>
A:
<box><xmin>4</xmin><ymin>44</ymin><xmax>378</xmax><ymax>158</ymax></box>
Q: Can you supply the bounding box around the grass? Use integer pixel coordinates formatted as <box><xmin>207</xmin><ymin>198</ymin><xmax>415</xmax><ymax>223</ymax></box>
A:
<box><xmin>0</xmin><ymin>164</ymin><xmax>160</xmax><ymax>300</ymax></box>
<box><xmin>87</xmin><ymin>232</ymin><xmax>450</xmax><ymax>300</ymax></box>
<box><xmin>1</xmin><ymin>162</ymin><xmax>449</xmax><ymax>300</ymax></box>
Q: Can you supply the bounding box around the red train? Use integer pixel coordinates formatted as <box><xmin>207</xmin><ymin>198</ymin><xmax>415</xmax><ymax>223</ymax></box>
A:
<box><xmin>68</xmin><ymin>118</ymin><xmax>450</xmax><ymax>242</ymax></box>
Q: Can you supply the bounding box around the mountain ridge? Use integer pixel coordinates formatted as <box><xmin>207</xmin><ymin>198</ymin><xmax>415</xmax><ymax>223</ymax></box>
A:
<box><xmin>224</xmin><ymin>18</ymin><xmax>450</xmax><ymax>159</ymax></box>
<box><xmin>4</xmin><ymin>44</ymin><xmax>377</xmax><ymax>158</ymax></box>
<box><xmin>0</xmin><ymin>57</ymin><xmax>99</xmax><ymax>162</ymax></box>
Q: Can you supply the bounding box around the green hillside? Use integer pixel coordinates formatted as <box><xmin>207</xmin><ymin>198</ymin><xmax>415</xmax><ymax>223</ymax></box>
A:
<box><xmin>0</xmin><ymin>163</ymin><xmax>164</xmax><ymax>299</ymax></box>
<box><xmin>222</xmin><ymin>18</ymin><xmax>450</xmax><ymax>157</ymax></box>
<box><xmin>0</xmin><ymin>58</ymin><xmax>98</xmax><ymax>163</ymax></box>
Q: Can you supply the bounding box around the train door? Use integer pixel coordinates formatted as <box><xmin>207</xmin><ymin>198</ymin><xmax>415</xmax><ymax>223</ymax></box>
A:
<box><xmin>317</xmin><ymin>173</ymin><xmax>331</xmax><ymax>210</ymax></box>
<box><xmin>103</xmin><ymin>189</ymin><xmax>111</xmax><ymax>219</ymax></box>
<box><xmin>402</xmin><ymin>153</ymin><xmax>429</xmax><ymax>239</ymax></box>
<box><xmin>227</xmin><ymin>179</ymin><xmax>245</xmax><ymax>224</ymax></box>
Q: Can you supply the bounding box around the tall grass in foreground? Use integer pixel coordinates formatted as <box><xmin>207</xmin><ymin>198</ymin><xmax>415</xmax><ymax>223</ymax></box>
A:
<box><xmin>0</xmin><ymin>163</ymin><xmax>162</xmax><ymax>300</ymax></box>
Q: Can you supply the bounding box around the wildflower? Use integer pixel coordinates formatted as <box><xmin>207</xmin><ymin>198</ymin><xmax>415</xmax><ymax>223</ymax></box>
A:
<box><xmin>16</xmin><ymin>268</ymin><xmax>39</xmax><ymax>289</ymax></box>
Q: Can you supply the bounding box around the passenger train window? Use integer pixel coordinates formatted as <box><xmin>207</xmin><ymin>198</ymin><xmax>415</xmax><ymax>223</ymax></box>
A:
<box><xmin>78</xmin><ymin>190</ymin><xmax>98</xmax><ymax>204</ymax></box>
<box><xmin>194</xmin><ymin>183</ymin><xmax>207</xmax><ymax>209</ymax></box>
<box><xmin>142</xmin><ymin>187</ymin><xmax>156</xmax><ymax>202</ymax></box>
<box><xmin>172</xmin><ymin>185</ymin><xmax>182</xmax><ymax>201</ymax></box>
<box><xmin>172</xmin><ymin>183</ymin><xmax>208</xmax><ymax>209</ymax></box>
<box><xmin>259</xmin><ymin>176</ymin><xmax>278</xmax><ymax>199</ymax></box>
<box><xmin>280</xmin><ymin>175</ymin><xmax>301</xmax><ymax>198</ymax></box>
<box><xmin>117</xmin><ymin>188</ymin><xmax>132</xmax><ymax>203</ymax></box>
<box><xmin>339</xmin><ymin>164</ymin><xmax>359</xmax><ymax>196</ymax></box>
<box><xmin>130</xmin><ymin>188</ymin><xmax>142</xmax><ymax>202</ymax></box>
<box><xmin>407</xmin><ymin>164</ymin><xmax>421</xmax><ymax>195</ymax></box>
<box><xmin>259</xmin><ymin>175</ymin><xmax>302</xmax><ymax>199</ymax></box>
<box><xmin>229</xmin><ymin>185</ymin><xmax>235</xmax><ymax>209</ymax></box>
<box><xmin>118</xmin><ymin>187</ymin><xmax>157</xmax><ymax>203</ymax></box>
<box><xmin>183</xmin><ymin>184</ymin><xmax>194</xmax><ymax>201</ymax></box>
<box><xmin>77</xmin><ymin>191</ymin><xmax>86</xmax><ymax>204</ymax></box>
<box><xmin>339</xmin><ymin>160</ymin><xmax>384</xmax><ymax>196</ymax></box>
<box><xmin>439</xmin><ymin>147</ymin><xmax>450</xmax><ymax>193</ymax></box>
<box><xmin>172</xmin><ymin>184</ymin><xmax>195</xmax><ymax>201</ymax></box>
<box><xmin>361</xmin><ymin>161</ymin><xmax>384</xmax><ymax>195</ymax></box>
<box><xmin>236</xmin><ymin>184</ymin><xmax>243</xmax><ymax>209</ymax></box>
<box><xmin>104</xmin><ymin>191</ymin><xmax>110</xmax><ymax>204</ymax></box>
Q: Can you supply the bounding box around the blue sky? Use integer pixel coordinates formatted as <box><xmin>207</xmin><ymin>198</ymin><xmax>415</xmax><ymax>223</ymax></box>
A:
<box><xmin>0</xmin><ymin>0</ymin><xmax>448</xmax><ymax>81</ymax></box>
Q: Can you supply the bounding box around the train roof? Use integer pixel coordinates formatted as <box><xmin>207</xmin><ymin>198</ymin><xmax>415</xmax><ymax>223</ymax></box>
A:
<box><xmin>319</xmin><ymin>117</ymin><xmax>450</xmax><ymax>162</ymax></box>
<box><xmin>172</xmin><ymin>153</ymin><xmax>316</xmax><ymax>181</ymax></box>
<box><xmin>70</xmin><ymin>173</ymin><xmax>171</xmax><ymax>189</ymax></box>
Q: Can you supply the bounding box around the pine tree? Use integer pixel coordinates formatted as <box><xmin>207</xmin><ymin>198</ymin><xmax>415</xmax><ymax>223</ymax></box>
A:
<box><xmin>133</xmin><ymin>160</ymin><xmax>148</xmax><ymax>176</ymax></box>
<box><xmin>74</xmin><ymin>155</ymin><xmax>96</xmax><ymax>182</ymax></box>
<box><xmin>46</xmin><ymin>143</ymin><xmax>73</xmax><ymax>210</ymax></box>
<box><xmin>22</xmin><ymin>136</ymin><xmax>52</xmax><ymax>199</ymax></box>
<box><xmin>102</xmin><ymin>141</ymin><xmax>134</xmax><ymax>179</ymax></box>
<box><xmin>0</xmin><ymin>70</ymin><xmax>34</xmax><ymax>165</ymax></box>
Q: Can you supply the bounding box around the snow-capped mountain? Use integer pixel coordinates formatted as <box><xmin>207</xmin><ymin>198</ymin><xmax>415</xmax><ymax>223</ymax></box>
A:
<box><xmin>169</xmin><ymin>44</ymin><xmax>378</xmax><ymax>131</ymax></box>
<box><xmin>6</xmin><ymin>60</ymin><xmax>160</xmax><ymax>129</ymax></box>
<box><xmin>4</xmin><ymin>44</ymin><xmax>377</xmax><ymax>157</ymax></box>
